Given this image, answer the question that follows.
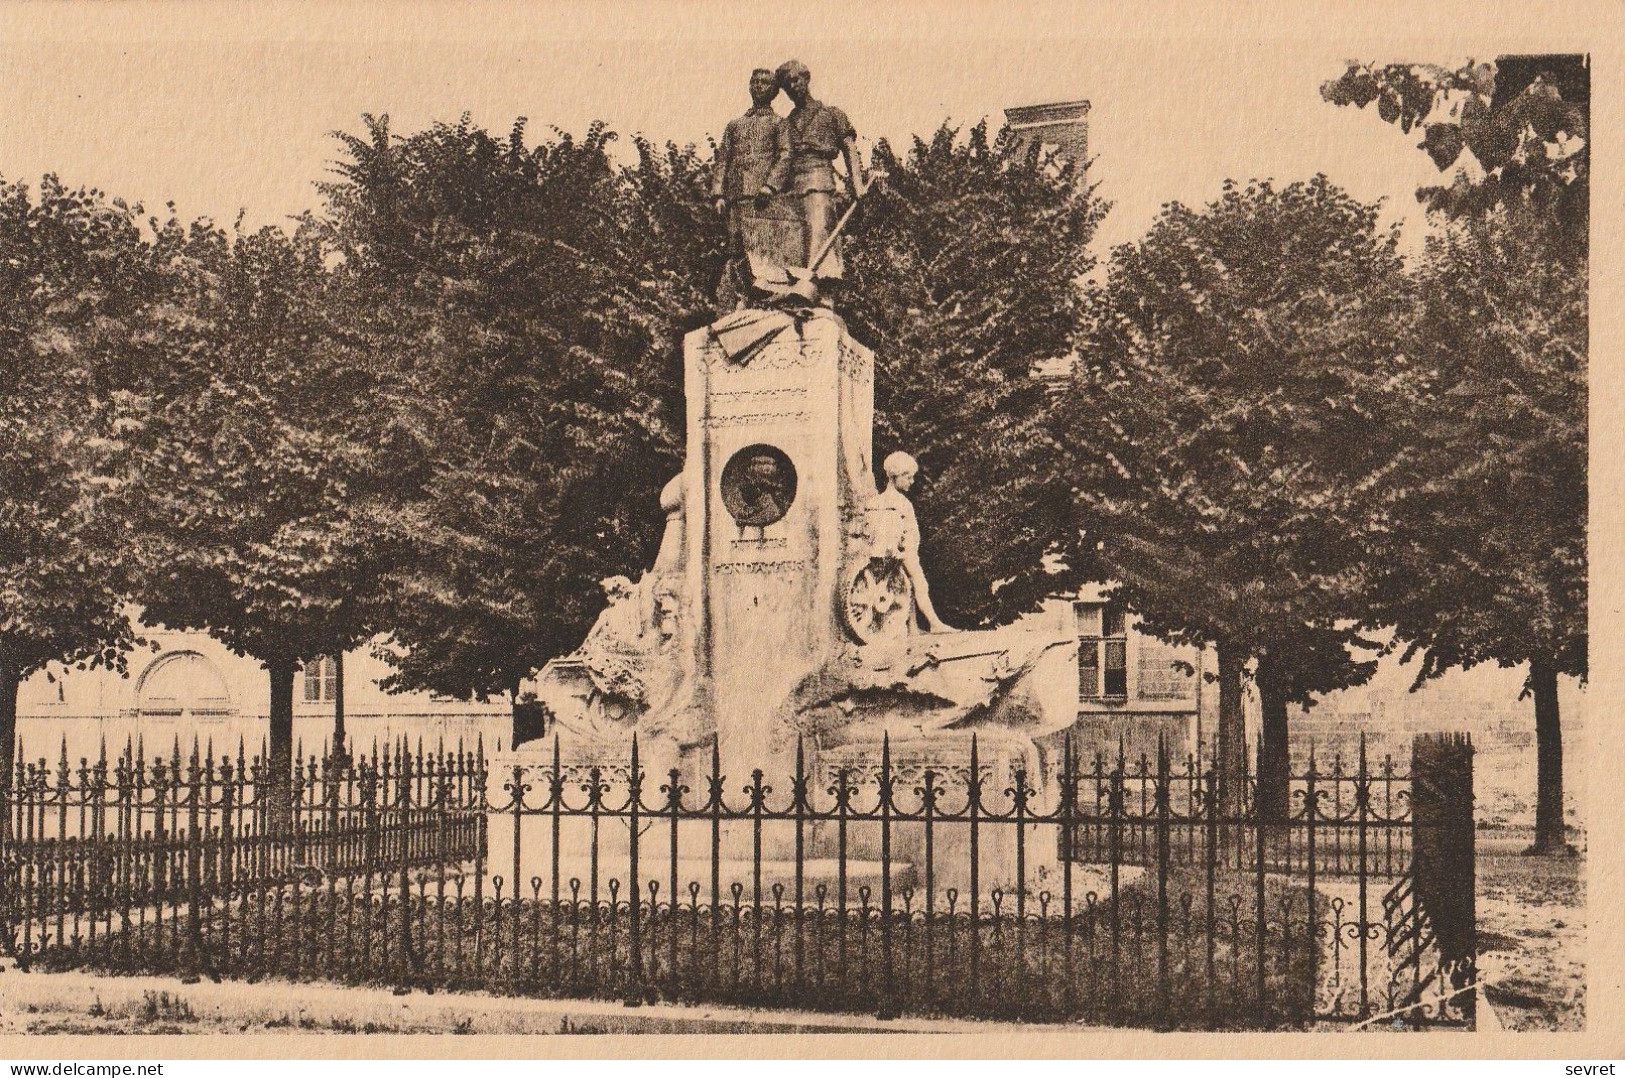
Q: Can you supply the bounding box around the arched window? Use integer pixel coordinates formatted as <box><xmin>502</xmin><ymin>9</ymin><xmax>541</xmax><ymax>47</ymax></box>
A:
<box><xmin>302</xmin><ymin>656</ymin><xmax>338</xmax><ymax>703</ymax></box>
<box><xmin>133</xmin><ymin>651</ymin><xmax>234</xmax><ymax>720</ymax></box>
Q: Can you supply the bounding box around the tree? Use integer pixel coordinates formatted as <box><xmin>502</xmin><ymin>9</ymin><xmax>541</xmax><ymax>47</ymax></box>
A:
<box><xmin>1377</xmin><ymin>206</ymin><xmax>1585</xmax><ymax>852</ymax></box>
<box><xmin>0</xmin><ymin>175</ymin><xmax>160</xmax><ymax>784</ymax></box>
<box><xmin>1065</xmin><ymin>177</ymin><xmax>1413</xmax><ymax>814</ymax></box>
<box><xmin>843</xmin><ymin>122</ymin><xmax>1107</xmax><ymax>626</ymax></box>
<box><xmin>128</xmin><ymin>216</ymin><xmax>404</xmax><ymax>783</ymax></box>
<box><xmin>1321</xmin><ymin>55</ymin><xmax>1588</xmax><ymax>250</ymax></box>
<box><xmin>1326</xmin><ymin>56</ymin><xmax>1588</xmax><ymax>852</ymax></box>
<box><xmin>316</xmin><ymin>117</ymin><xmax>699</xmax><ymax>730</ymax></box>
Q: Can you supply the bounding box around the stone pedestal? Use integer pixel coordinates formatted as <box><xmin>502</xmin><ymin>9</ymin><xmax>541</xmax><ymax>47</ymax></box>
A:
<box><xmin>682</xmin><ymin>311</ymin><xmax>874</xmax><ymax>782</ymax></box>
<box><xmin>811</xmin><ymin>728</ymin><xmax>1055</xmax><ymax>893</ymax></box>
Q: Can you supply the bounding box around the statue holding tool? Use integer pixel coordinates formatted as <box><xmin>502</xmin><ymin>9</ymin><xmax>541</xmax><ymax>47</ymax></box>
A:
<box><xmin>776</xmin><ymin>59</ymin><xmax>868</xmax><ymax>295</ymax></box>
<box><xmin>711</xmin><ymin>59</ymin><xmax>878</xmax><ymax>309</ymax></box>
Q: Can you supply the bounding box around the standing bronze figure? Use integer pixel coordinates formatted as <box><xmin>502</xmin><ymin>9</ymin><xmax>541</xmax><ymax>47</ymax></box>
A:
<box><xmin>776</xmin><ymin>59</ymin><xmax>868</xmax><ymax>286</ymax></box>
<box><xmin>711</xmin><ymin>68</ymin><xmax>798</xmax><ymax>309</ymax></box>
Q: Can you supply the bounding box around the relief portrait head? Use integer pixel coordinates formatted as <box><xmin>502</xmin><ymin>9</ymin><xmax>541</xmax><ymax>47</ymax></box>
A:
<box><xmin>720</xmin><ymin>443</ymin><xmax>797</xmax><ymax>528</ymax></box>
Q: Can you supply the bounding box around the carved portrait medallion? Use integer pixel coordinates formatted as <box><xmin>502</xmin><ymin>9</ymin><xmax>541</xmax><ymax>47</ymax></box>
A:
<box><xmin>720</xmin><ymin>443</ymin><xmax>798</xmax><ymax>528</ymax></box>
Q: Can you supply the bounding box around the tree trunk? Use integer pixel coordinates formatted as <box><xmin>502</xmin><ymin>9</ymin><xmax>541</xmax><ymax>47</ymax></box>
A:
<box><xmin>267</xmin><ymin>659</ymin><xmax>297</xmax><ymax>827</ymax></box>
<box><xmin>1256</xmin><ymin>662</ymin><xmax>1291</xmax><ymax>825</ymax></box>
<box><xmin>331</xmin><ymin>652</ymin><xmax>347</xmax><ymax>763</ymax></box>
<box><xmin>1214</xmin><ymin>645</ymin><xmax>1248</xmax><ymax>817</ymax></box>
<box><xmin>1528</xmin><ymin>652</ymin><xmax>1569</xmax><ymax>854</ymax></box>
<box><xmin>0</xmin><ymin>657</ymin><xmax>18</xmax><ymax>802</ymax></box>
<box><xmin>509</xmin><ymin>686</ymin><xmax>522</xmax><ymax>753</ymax></box>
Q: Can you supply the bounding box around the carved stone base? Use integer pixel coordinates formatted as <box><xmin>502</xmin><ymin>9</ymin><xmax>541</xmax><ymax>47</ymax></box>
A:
<box><xmin>805</xmin><ymin>727</ymin><xmax>1057</xmax><ymax>893</ymax></box>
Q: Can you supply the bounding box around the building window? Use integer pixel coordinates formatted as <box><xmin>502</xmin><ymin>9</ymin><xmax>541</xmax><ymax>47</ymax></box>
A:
<box><xmin>134</xmin><ymin>650</ymin><xmax>234</xmax><ymax>720</ymax></box>
<box><xmin>1076</xmin><ymin>601</ymin><xmax>1129</xmax><ymax>700</ymax></box>
<box><xmin>1078</xmin><ymin>634</ymin><xmax>1100</xmax><ymax>698</ymax></box>
<box><xmin>303</xmin><ymin>656</ymin><xmax>338</xmax><ymax>703</ymax></box>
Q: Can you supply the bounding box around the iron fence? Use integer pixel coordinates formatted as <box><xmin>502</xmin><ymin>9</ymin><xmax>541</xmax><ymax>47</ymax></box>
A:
<box><xmin>1</xmin><ymin>729</ymin><xmax>1473</xmax><ymax>1029</ymax></box>
<box><xmin>1060</xmin><ymin>739</ymin><xmax>1413</xmax><ymax>879</ymax></box>
<box><xmin>1</xmin><ymin>737</ymin><xmax>485</xmax><ymax>964</ymax></box>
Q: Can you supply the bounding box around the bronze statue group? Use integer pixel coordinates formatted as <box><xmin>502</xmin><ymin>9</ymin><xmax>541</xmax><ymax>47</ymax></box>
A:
<box><xmin>712</xmin><ymin>60</ymin><xmax>872</xmax><ymax>309</ymax></box>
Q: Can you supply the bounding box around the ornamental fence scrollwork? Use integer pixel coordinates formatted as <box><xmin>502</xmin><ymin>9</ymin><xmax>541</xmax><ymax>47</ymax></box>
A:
<box><xmin>0</xmin><ymin>728</ymin><xmax>1473</xmax><ymax>1029</ymax></box>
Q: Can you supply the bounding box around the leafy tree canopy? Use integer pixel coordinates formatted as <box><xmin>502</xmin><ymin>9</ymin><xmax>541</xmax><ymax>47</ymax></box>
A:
<box><xmin>845</xmin><ymin>122</ymin><xmax>1107</xmax><ymax>626</ymax></box>
<box><xmin>128</xmin><ymin>215</ymin><xmax>404</xmax><ymax>679</ymax></box>
<box><xmin>0</xmin><ymin>175</ymin><xmax>161</xmax><ymax>767</ymax></box>
<box><xmin>1376</xmin><ymin>205</ymin><xmax>1586</xmax><ymax>685</ymax></box>
<box><xmin>316</xmin><ymin>116</ymin><xmax>707</xmax><ymax>704</ymax></box>
<box><xmin>1067</xmin><ymin>176</ymin><xmax>1415</xmax><ymax>703</ymax></box>
<box><xmin>1321</xmin><ymin>55</ymin><xmax>1588</xmax><ymax>249</ymax></box>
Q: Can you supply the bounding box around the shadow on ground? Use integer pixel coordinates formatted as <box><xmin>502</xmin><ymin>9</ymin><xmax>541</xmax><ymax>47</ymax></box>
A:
<box><xmin>1474</xmin><ymin>829</ymin><xmax>1584</xmax><ymax>1031</ymax></box>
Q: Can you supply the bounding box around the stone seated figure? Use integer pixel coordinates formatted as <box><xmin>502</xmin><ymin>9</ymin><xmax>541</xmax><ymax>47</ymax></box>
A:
<box><xmin>844</xmin><ymin>451</ymin><xmax>953</xmax><ymax>643</ymax></box>
<box><xmin>532</xmin><ymin>473</ymin><xmax>692</xmax><ymax>753</ymax></box>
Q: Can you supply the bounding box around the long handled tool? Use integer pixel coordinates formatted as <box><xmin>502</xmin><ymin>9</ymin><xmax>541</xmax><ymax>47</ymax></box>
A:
<box><xmin>762</xmin><ymin>170</ymin><xmax>887</xmax><ymax>302</ymax></box>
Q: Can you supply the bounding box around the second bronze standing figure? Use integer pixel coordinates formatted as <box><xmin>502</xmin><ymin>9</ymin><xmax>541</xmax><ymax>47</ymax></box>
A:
<box><xmin>776</xmin><ymin>59</ymin><xmax>867</xmax><ymax>285</ymax></box>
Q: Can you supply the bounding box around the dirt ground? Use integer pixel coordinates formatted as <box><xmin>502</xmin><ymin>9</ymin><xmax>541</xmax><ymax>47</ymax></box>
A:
<box><xmin>1473</xmin><ymin>830</ymin><xmax>1585</xmax><ymax>1031</ymax></box>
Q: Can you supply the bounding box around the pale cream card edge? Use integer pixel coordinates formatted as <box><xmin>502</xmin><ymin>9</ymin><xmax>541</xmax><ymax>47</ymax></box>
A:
<box><xmin>0</xmin><ymin>0</ymin><xmax>1619</xmax><ymax>1060</ymax></box>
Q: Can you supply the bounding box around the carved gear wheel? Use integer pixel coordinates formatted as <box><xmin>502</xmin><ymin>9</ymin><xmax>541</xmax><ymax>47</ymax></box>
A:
<box><xmin>844</xmin><ymin>557</ymin><xmax>914</xmax><ymax>644</ymax></box>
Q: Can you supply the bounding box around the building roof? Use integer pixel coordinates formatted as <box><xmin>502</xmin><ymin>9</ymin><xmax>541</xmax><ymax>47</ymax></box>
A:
<box><xmin>1003</xmin><ymin>100</ymin><xmax>1092</xmax><ymax>127</ymax></box>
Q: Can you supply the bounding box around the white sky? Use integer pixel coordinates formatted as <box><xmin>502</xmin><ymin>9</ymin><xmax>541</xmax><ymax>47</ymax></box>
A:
<box><xmin>0</xmin><ymin>0</ymin><xmax>1527</xmax><ymax>257</ymax></box>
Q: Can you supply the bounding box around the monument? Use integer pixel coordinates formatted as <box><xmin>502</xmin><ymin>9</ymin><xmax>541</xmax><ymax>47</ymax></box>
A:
<box><xmin>526</xmin><ymin>63</ymin><xmax>1078</xmax><ymax>881</ymax></box>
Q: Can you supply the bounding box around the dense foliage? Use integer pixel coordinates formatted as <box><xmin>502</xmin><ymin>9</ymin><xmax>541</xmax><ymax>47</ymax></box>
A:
<box><xmin>121</xmin><ymin>218</ymin><xmax>409</xmax><ymax>772</ymax></box>
<box><xmin>312</xmin><ymin>117</ymin><xmax>704</xmax><ymax>714</ymax></box>
<box><xmin>0</xmin><ymin>177</ymin><xmax>160</xmax><ymax>778</ymax></box>
<box><xmin>845</xmin><ymin>122</ymin><xmax>1107</xmax><ymax>625</ymax></box>
<box><xmin>1326</xmin><ymin>55</ymin><xmax>1588</xmax><ymax>851</ymax></box>
<box><xmin>1321</xmin><ymin>55</ymin><xmax>1588</xmax><ymax>249</ymax></box>
<box><xmin>1065</xmin><ymin>177</ymin><xmax>1414</xmax><ymax>810</ymax></box>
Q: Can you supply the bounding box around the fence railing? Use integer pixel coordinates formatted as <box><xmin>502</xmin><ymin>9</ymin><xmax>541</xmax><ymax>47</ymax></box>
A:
<box><xmin>1060</xmin><ymin>739</ymin><xmax>1413</xmax><ymax>879</ymax></box>
<box><xmin>0</xmin><ymin>729</ymin><xmax>1474</xmax><ymax>1029</ymax></box>
<box><xmin>2</xmin><ymin>737</ymin><xmax>485</xmax><ymax>953</ymax></box>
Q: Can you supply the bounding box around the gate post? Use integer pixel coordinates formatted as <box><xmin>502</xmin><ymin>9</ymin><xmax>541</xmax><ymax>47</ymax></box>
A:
<box><xmin>1411</xmin><ymin>733</ymin><xmax>1476</xmax><ymax>1026</ymax></box>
